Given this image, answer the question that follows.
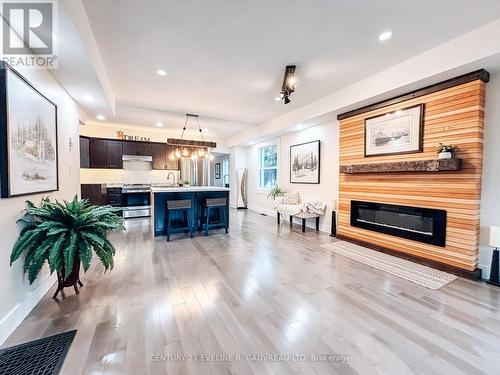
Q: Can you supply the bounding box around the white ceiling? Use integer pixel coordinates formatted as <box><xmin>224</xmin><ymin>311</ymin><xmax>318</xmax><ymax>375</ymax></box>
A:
<box><xmin>112</xmin><ymin>103</ymin><xmax>252</xmax><ymax>139</ymax></box>
<box><xmin>52</xmin><ymin>2</ymin><xmax>115</xmax><ymax>120</ymax></box>
<box><xmin>70</xmin><ymin>0</ymin><xmax>500</xmax><ymax>138</ymax></box>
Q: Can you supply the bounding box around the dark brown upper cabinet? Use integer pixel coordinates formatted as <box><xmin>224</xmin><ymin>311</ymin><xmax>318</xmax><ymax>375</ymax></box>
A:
<box><xmin>152</xmin><ymin>143</ymin><xmax>179</xmax><ymax>170</ymax></box>
<box><xmin>165</xmin><ymin>145</ymin><xmax>179</xmax><ymax>170</ymax></box>
<box><xmin>123</xmin><ymin>141</ymin><xmax>152</xmax><ymax>156</ymax></box>
<box><xmin>84</xmin><ymin>136</ymin><xmax>178</xmax><ymax>170</ymax></box>
<box><xmin>106</xmin><ymin>140</ymin><xmax>123</xmax><ymax>169</ymax></box>
<box><xmin>89</xmin><ymin>138</ymin><xmax>107</xmax><ymax>168</ymax></box>
<box><xmin>152</xmin><ymin>143</ymin><xmax>167</xmax><ymax>170</ymax></box>
<box><xmin>89</xmin><ymin>138</ymin><xmax>123</xmax><ymax>169</ymax></box>
<box><xmin>80</xmin><ymin>136</ymin><xmax>90</xmax><ymax>168</ymax></box>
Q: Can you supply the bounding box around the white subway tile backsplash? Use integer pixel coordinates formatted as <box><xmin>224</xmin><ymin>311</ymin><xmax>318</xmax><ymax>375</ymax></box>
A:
<box><xmin>80</xmin><ymin>169</ymin><xmax>180</xmax><ymax>185</ymax></box>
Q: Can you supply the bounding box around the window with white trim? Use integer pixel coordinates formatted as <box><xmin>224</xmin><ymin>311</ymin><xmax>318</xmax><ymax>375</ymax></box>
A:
<box><xmin>258</xmin><ymin>144</ymin><xmax>278</xmax><ymax>189</ymax></box>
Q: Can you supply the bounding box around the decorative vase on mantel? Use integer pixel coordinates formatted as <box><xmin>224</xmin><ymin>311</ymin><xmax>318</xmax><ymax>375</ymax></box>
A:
<box><xmin>438</xmin><ymin>151</ymin><xmax>453</xmax><ymax>160</ymax></box>
<box><xmin>436</xmin><ymin>143</ymin><xmax>457</xmax><ymax>161</ymax></box>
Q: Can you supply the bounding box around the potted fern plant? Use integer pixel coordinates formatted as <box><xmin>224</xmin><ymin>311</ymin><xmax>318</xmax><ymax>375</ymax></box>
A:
<box><xmin>267</xmin><ymin>185</ymin><xmax>286</xmax><ymax>200</ymax></box>
<box><xmin>10</xmin><ymin>196</ymin><xmax>124</xmax><ymax>299</ymax></box>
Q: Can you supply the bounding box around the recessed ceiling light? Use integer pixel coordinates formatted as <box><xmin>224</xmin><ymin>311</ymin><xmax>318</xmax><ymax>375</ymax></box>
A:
<box><xmin>96</xmin><ymin>114</ymin><xmax>106</xmax><ymax>121</ymax></box>
<box><xmin>155</xmin><ymin>121</ymin><xmax>163</xmax><ymax>127</ymax></box>
<box><xmin>157</xmin><ymin>69</ymin><xmax>167</xmax><ymax>76</ymax></box>
<box><xmin>275</xmin><ymin>96</ymin><xmax>282</xmax><ymax>101</ymax></box>
<box><xmin>203</xmin><ymin>128</ymin><xmax>209</xmax><ymax>132</ymax></box>
<box><xmin>378</xmin><ymin>31</ymin><xmax>393</xmax><ymax>41</ymax></box>
<box><xmin>83</xmin><ymin>94</ymin><xmax>94</xmax><ymax>102</ymax></box>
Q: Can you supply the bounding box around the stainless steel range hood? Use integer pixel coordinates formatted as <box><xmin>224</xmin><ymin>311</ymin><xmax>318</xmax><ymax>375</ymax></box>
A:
<box><xmin>122</xmin><ymin>155</ymin><xmax>153</xmax><ymax>162</ymax></box>
<box><xmin>122</xmin><ymin>155</ymin><xmax>153</xmax><ymax>171</ymax></box>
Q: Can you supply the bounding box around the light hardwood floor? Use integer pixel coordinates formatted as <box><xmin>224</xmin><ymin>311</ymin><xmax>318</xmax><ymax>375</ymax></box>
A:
<box><xmin>3</xmin><ymin>209</ymin><xmax>500</xmax><ymax>375</ymax></box>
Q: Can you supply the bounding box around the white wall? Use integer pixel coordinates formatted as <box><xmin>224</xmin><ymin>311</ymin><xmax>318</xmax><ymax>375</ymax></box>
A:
<box><xmin>479</xmin><ymin>72</ymin><xmax>500</xmax><ymax>279</ymax></box>
<box><xmin>210</xmin><ymin>154</ymin><xmax>229</xmax><ymax>187</ymax></box>
<box><xmin>0</xmin><ymin>68</ymin><xmax>81</xmax><ymax>344</ymax></box>
<box><xmin>81</xmin><ymin>122</ymin><xmax>178</xmax><ymax>141</ymax></box>
<box><xmin>244</xmin><ymin>121</ymin><xmax>339</xmax><ymax>232</ymax></box>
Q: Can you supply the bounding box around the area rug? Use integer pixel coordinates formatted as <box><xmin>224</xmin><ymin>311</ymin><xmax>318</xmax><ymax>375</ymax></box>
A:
<box><xmin>322</xmin><ymin>241</ymin><xmax>457</xmax><ymax>289</ymax></box>
<box><xmin>0</xmin><ymin>330</ymin><xmax>76</xmax><ymax>375</ymax></box>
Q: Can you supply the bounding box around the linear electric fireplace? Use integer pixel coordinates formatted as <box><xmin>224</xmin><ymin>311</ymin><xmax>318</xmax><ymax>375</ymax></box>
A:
<box><xmin>350</xmin><ymin>201</ymin><xmax>446</xmax><ymax>247</ymax></box>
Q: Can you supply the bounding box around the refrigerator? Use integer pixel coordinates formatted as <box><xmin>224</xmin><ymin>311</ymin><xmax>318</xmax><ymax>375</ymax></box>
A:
<box><xmin>180</xmin><ymin>157</ymin><xmax>209</xmax><ymax>186</ymax></box>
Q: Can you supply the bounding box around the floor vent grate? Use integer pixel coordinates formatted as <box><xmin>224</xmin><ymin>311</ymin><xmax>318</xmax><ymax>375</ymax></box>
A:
<box><xmin>0</xmin><ymin>330</ymin><xmax>76</xmax><ymax>375</ymax></box>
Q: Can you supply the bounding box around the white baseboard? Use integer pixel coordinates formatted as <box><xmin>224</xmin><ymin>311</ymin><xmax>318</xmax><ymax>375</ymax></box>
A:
<box><xmin>479</xmin><ymin>264</ymin><xmax>491</xmax><ymax>280</ymax></box>
<box><xmin>0</xmin><ymin>274</ymin><xmax>56</xmax><ymax>346</ymax></box>
<box><xmin>319</xmin><ymin>223</ymin><xmax>332</xmax><ymax>233</ymax></box>
<box><xmin>247</xmin><ymin>205</ymin><xmax>331</xmax><ymax>234</ymax></box>
<box><xmin>247</xmin><ymin>204</ymin><xmax>275</xmax><ymax>217</ymax></box>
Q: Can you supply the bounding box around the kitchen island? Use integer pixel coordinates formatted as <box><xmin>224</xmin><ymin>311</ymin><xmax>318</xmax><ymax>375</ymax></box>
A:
<box><xmin>151</xmin><ymin>186</ymin><xmax>230</xmax><ymax>237</ymax></box>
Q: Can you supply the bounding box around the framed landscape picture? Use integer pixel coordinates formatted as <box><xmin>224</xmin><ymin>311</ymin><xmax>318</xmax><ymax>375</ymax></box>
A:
<box><xmin>0</xmin><ymin>62</ymin><xmax>58</xmax><ymax>198</ymax></box>
<box><xmin>364</xmin><ymin>104</ymin><xmax>424</xmax><ymax>157</ymax></box>
<box><xmin>290</xmin><ymin>140</ymin><xmax>320</xmax><ymax>184</ymax></box>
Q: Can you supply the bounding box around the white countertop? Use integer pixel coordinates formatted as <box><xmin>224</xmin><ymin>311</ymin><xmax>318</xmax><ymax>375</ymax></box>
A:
<box><xmin>151</xmin><ymin>186</ymin><xmax>230</xmax><ymax>193</ymax></box>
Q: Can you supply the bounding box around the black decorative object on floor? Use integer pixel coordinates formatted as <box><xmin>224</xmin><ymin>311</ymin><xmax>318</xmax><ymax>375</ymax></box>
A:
<box><xmin>487</xmin><ymin>249</ymin><xmax>500</xmax><ymax>287</ymax></box>
<box><xmin>0</xmin><ymin>330</ymin><xmax>76</xmax><ymax>375</ymax></box>
<box><xmin>330</xmin><ymin>210</ymin><xmax>337</xmax><ymax>237</ymax></box>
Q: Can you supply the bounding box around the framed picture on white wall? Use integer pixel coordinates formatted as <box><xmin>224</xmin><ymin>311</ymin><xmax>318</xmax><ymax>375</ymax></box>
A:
<box><xmin>0</xmin><ymin>62</ymin><xmax>59</xmax><ymax>198</ymax></box>
<box><xmin>215</xmin><ymin>162</ymin><xmax>221</xmax><ymax>179</ymax></box>
<box><xmin>290</xmin><ymin>140</ymin><xmax>320</xmax><ymax>184</ymax></box>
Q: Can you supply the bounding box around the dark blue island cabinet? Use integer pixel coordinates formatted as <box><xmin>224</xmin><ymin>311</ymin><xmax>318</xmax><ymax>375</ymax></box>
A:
<box><xmin>151</xmin><ymin>187</ymin><xmax>230</xmax><ymax>237</ymax></box>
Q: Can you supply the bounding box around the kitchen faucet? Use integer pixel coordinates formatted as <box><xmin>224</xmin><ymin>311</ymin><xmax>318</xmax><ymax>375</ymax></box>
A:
<box><xmin>167</xmin><ymin>172</ymin><xmax>177</xmax><ymax>186</ymax></box>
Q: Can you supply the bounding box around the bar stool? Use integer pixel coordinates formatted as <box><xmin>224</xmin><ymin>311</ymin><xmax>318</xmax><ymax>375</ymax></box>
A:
<box><xmin>166</xmin><ymin>199</ymin><xmax>193</xmax><ymax>242</ymax></box>
<box><xmin>202</xmin><ymin>198</ymin><xmax>228</xmax><ymax>236</ymax></box>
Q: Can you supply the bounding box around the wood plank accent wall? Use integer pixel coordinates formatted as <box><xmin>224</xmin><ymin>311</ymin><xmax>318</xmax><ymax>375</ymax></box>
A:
<box><xmin>338</xmin><ymin>79</ymin><xmax>485</xmax><ymax>272</ymax></box>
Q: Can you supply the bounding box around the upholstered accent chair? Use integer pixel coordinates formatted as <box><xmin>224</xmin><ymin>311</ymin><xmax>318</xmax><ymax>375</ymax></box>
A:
<box><xmin>274</xmin><ymin>192</ymin><xmax>324</xmax><ymax>232</ymax></box>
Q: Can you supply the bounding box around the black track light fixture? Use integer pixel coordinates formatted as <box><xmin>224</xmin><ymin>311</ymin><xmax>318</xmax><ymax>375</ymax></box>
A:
<box><xmin>277</xmin><ymin>65</ymin><xmax>297</xmax><ymax>104</ymax></box>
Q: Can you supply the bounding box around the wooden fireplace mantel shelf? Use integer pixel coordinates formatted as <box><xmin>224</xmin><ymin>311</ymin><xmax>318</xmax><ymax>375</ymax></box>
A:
<box><xmin>339</xmin><ymin>158</ymin><xmax>462</xmax><ymax>174</ymax></box>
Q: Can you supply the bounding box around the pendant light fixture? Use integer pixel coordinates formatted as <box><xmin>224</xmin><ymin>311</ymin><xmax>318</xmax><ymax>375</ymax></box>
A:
<box><xmin>167</xmin><ymin>114</ymin><xmax>217</xmax><ymax>159</ymax></box>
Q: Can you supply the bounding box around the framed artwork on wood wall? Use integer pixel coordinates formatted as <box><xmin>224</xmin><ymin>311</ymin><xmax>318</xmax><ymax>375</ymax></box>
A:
<box><xmin>0</xmin><ymin>62</ymin><xmax>59</xmax><ymax>198</ymax></box>
<box><xmin>290</xmin><ymin>140</ymin><xmax>320</xmax><ymax>184</ymax></box>
<box><xmin>364</xmin><ymin>104</ymin><xmax>424</xmax><ymax>157</ymax></box>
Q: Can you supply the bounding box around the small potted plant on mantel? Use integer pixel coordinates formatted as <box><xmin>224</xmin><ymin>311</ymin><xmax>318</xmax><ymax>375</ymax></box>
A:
<box><xmin>436</xmin><ymin>143</ymin><xmax>457</xmax><ymax>160</ymax></box>
<box><xmin>183</xmin><ymin>179</ymin><xmax>190</xmax><ymax>187</ymax></box>
<box><xmin>10</xmin><ymin>196</ymin><xmax>123</xmax><ymax>299</ymax></box>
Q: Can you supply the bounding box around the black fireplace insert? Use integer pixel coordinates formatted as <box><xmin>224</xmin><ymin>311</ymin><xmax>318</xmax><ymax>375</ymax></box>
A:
<box><xmin>350</xmin><ymin>200</ymin><xmax>446</xmax><ymax>247</ymax></box>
